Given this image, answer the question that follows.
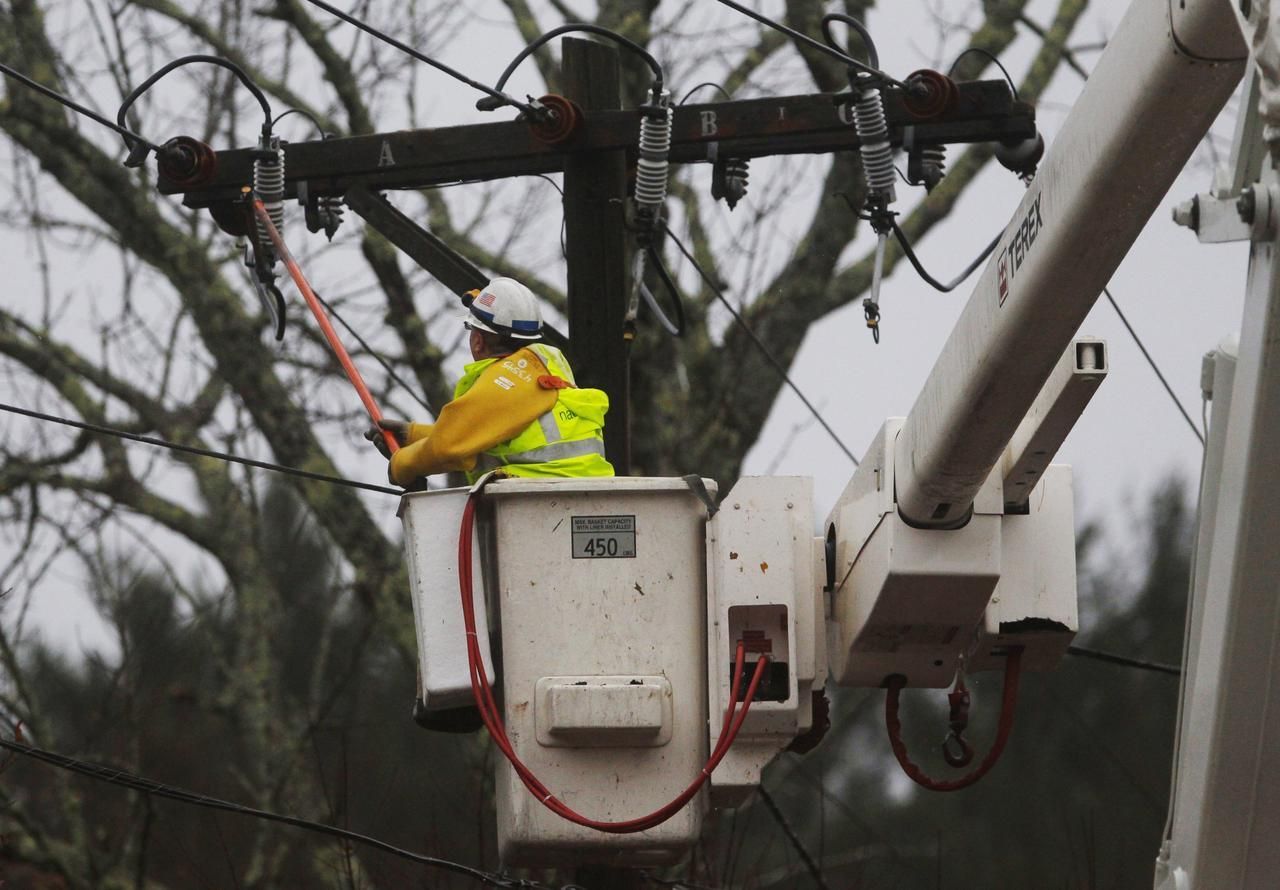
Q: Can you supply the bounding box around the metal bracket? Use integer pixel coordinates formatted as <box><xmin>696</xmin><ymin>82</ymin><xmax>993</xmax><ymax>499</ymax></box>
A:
<box><xmin>344</xmin><ymin>186</ymin><xmax>568</xmax><ymax>348</ymax></box>
<box><xmin>1173</xmin><ymin>183</ymin><xmax>1278</xmax><ymax>243</ymax></box>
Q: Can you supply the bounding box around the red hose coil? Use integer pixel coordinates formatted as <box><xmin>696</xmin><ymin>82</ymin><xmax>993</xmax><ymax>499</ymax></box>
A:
<box><xmin>884</xmin><ymin>648</ymin><xmax>1023</xmax><ymax>792</ymax></box>
<box><xmin>458</xmin><ymin>492</ymin><xmax>768</xmax><ymax>832</ymax></box>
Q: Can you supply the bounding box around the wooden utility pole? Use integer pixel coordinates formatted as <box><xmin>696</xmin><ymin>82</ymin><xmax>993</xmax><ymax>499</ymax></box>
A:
<box><xmin>561</xmin><ymin>37</ymin><xmax>632</xmax><ymax>473</ymax></box>
<box><xmin>168</xmin><ymin>68</ymin><xmax>1028</xmax><ymax>480</ymax></box>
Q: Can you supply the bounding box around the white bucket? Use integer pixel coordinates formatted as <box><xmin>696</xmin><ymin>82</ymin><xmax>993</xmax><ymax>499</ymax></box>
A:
<box><xmin>398</xmin><ymin>488</ymin><xmax>496</xmax><ymax>711</ymax></box>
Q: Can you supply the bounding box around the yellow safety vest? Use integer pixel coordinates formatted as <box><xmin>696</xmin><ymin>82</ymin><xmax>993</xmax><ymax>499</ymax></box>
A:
<box><xmin>456</xmin><ymin>344</ymin><xmax>614</xmax><ymax>483</ymax></box>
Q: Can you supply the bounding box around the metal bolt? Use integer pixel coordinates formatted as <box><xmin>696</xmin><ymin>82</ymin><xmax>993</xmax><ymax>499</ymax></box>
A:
<box><xmin>1238</xmin><ymin>187</ymin><xmax>1257</xmax><ymax>223</ymax></box>
<box><xmin>1172</xmin><ymin>195</ymin><xmax>1199</xmax><ymax>232</ymax></box>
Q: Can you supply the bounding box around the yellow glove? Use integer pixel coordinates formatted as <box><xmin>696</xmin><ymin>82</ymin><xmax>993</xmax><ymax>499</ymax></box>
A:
<box><xmin>388</xmin><ymin>349</ymin><xmax>557</xmax><ymax>487</ymax></box>
<box><xmin>364</xmin><ymin>419</ymin><xmax>433</xmax><ymax>458</ymax></box>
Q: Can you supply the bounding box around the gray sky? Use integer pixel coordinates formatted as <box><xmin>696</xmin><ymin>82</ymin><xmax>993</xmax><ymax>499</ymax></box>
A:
<box><xmin>0</xmin><ymin>0</ymin><xmax>1247</xmax><ymax>653</ymax></box>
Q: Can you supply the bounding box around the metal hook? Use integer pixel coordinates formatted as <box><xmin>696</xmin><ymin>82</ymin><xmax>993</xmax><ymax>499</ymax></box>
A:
<box><xmin>942</xmin><ymin>671</ymin><xmax>972</xmax><ymax>767</ymax></box>
<box><xmin>942</xmin><ymin>730</ymin><xmax>974</xmax><ymax>767</ymax></box>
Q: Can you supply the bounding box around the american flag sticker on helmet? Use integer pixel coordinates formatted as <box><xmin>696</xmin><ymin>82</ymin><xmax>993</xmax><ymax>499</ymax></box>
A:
<box><xmin>477</xmin><ymin>291</ymin><xmax>498</xmax><ymax>307</ymax></box>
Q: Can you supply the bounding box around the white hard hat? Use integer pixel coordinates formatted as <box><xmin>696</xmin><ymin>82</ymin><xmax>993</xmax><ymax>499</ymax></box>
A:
<box><xmin>462</xmin><ymin>277</ymin><xmax>543</xmax><ymax>340</ymax></box>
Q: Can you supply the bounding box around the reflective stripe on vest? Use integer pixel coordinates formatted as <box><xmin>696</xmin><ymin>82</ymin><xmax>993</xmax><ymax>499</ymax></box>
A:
<box><xmin>473</xmin><ymin>437</ymin><xmax>607</xmax><ymax>473</ymax></box>
<box><xmin>454</xmin><ymin>344</ymin><xmax>610</xmax><ymax>482</ymax></box>
<box><xmin>537</xmin><ymin>409</ymin><xmax>561</xmax><ymax>444</ymax></box>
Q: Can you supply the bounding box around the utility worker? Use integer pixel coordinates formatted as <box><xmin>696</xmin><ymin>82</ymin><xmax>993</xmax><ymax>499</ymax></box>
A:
<box><xmin>368</xmin><ymin>277</ymin><xmax>614</xmax><ymax>486</ymax></box>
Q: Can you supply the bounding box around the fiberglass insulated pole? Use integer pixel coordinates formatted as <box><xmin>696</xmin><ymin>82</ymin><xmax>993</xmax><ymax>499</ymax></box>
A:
<box><xmin>251</xmin><ymin>198</ymin><xmax>400</xmax><ymax>455</ymax></box>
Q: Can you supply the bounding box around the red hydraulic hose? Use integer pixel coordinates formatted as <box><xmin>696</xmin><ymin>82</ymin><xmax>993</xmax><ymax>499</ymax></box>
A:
<box><xmin>252</xmin><ymin>199</ymin><xmax>399</xmax><ymax>455</ymax></box>
<box><xmin>883</xmin><ymin>648</ymin><xmax>1023</xmax><ymax>792</ymax></box>
<box><xmin>457</xmin><ymin>492</ymin><xmax>768</xmax><ymax>833</ymax></box>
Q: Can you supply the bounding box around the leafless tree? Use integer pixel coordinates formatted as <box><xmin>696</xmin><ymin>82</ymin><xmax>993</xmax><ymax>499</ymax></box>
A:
<box><xmin>0</xmin><ymin>0</ymin><xmax>1088</xmax><ymax>885</ymax></box>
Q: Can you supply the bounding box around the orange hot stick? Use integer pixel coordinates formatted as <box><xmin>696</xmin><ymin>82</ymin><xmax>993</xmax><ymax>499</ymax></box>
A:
<box><xmin>251</xmin><ymin>199</ymin><xmax>399</xmax><ymax>455</ymax></box>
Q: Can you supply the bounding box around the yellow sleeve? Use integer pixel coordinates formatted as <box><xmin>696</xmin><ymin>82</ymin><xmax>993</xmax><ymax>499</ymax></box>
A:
<box><xmin>389</xmin><ymin>351</ymin><xmax>557</xmax><ymax>486</ymax></box>
<box><xmin>406</xmin><ymin>422</ymin><xmax>433</xmax><ymax>443</ymax></box>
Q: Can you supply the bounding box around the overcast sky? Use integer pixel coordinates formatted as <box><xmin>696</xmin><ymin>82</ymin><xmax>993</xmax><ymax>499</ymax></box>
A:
<box><xmin>1</xmin><ymin>0</ymin><xmax>1250</xmax><ymax>653</ymax></box>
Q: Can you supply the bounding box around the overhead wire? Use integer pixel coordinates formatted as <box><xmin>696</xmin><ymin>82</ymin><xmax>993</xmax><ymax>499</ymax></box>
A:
<box><xmin>840</xmin><ymin>200</ymin><xmax>1201</xmax><ymax>451</ymax></box>
<box><xmin>756</xmin><ymin>785</ymin><xmax>833</xmax><ymax>890</ymax></box>
<box><xmin>272</xmin><ymin>106</ymin><xmax>328</xmax><ymax>133</ymax></box>
<box><xmin>820</xmin><ymin>13</ymin><xmax>879</xmax><ymax>69</ymax></box>
<box><xmin>836</xmin><ymin>194</ymin><xmax>997</xmax><ymax>294</ymax></box>
<box><xmin>638</xmin><ymin>246</ymin><xmax>687</xmax><ymax>336</ymax></box>
<box><xmin>710</xmin><ymin>0</ymin><xmax>915</xmax><ymax>92</ymax></box>
<box><xmin>1066</xmin><ymin>644</ymin><xmax>1181</xmax><ymax>677</ymax></box>
<box><xmin>1103</xmin><ymin>286</ymin><xmax>1205</xmax><ymax>446</ymax></box>
<box><xmin>0</xmin><ymin>736</ymin><xmax>542</xmax><ymax>889</ymax></box>
<box><xmin>311</xmin><ymin>290</ymin><xmax>434</xmax><ymax>414</ymax></box>
<box><xmin>892</xmin><ymin>220</ymin><xmax>999</xmax><ymax>293</ymax></box>
<box><xmin>252</xmin><ymin>200</ymin><xmax>401</xmax><ymax>455</ymax></box>
<box><xmin>0</xmin><ymin>59</ymin><xmax>162</xmax><ymax>152</ymax></box>
<box><xmin>117</xmin><ymin>54</ymin><xmax>274</xmax><ymax>146</ymax></box>
<box><xmin>947</xmin><ymin>48</ymin><xmax>1019</xmax><ymax>100</ymax></box>
<box><xmin>298</xmin><ymin>0</ymin><xmax>539</xmax><ymax>116</ymax></box>
<box><xmin>484</xmin><ymin>23</ymin><xmax>666</xmax><ymax>108</ymax></box>
<box><xmin>0</xmin><ymin>402</ymin><xmax>400</xmax><ymax>496</ymax></box>
<box><xmin>663</xmin><ymin>224</ymin><xmax>859</xmax><ymax>466</ymax></box>
<box><xmin>678</xmin><ymin>82</ymin><xmax>732</xmax><ymax>105</ymax></box>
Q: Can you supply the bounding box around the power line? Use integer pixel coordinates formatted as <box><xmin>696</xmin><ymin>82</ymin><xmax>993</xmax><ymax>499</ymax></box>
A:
<box><xmin>892</xmin><ymin>221</ymin><xmax>998</xmax><ymax>293</ymax></box>
<box><xmin>0</xmin><ymin>59</ymin><xmax>160</xmax><ymax>151</ymax></box>
<box><xmin>1067</xmin><ymin>644</ymin><xmax>1181</xmax><ymax>677</ymax></box>
<box><xmin>486</xmin><ymin>23</ymin><xmax>666</xmax><ymax>105</ymax></box>
<box><xmin>679</xmin><ymin>82</ymin><xmax>732</xmax><ymax>105</ymax></box>
<box><xmin>947</xmin><ymin>48</ymin><xmax>1019</xmax><ymax>100</ymax></box>
<box><xmin>835</xmin><ymin>194</ymin><xmax>997</xmax><ymax>294</ymax></box>
<box><xmin>663</xmin><ymin>224</ymin><xmax>859</xmax><ymax>466</ymax></box>
<box><xmin>312</xmin><ymin>290</ymin><xmax>434</xmax><ymax>414</ymax></box>
<box><xmin>757</xmin><ymin>785</ymin><xmax>833</xmax><ymax>890</ymax></box>
<box><xmin>0</xmin><ymin>401</ymin><xmax>400</xmax><ymax>496</ymax></box>
<box><xmin>299</xmin><ymin>0</ymin><xmax>538</xmax><ymax>116</ymax></box>
<box><xmin>710</xmin><ymin>0</ymin><xmax>914</xmax><ymax>92</ymax></box>
<box><xmin>1103</xmin><ymin>286</ymin><xmax>1205</xmax><ymax>447</ymax></box>
<box><xmin>0</xmin><ymin>736</ymin><xmax>542</xmax><ymax>888</ymax></box>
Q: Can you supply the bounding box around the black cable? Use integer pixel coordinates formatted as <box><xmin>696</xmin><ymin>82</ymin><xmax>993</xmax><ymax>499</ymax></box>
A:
<box><xmin>947</xmin><ymin>48</ymin><xmax>1019</xmax><ymax>101</ymax></box>
<box><xmin>484</xmin><ymin>23</ymin><xmax>666</xmax><ymax>110</ymax></box>
<box><xmin>678</xmin><ymin>82</ymin><xmax>732</xmax><ymax>105</ymax></box>
<box><xmin>532</xmin><ymin>173</ymin><xmax>565</xmax><ymax>197</ymax></box>
<box><xmin>835</xmin><ymin>193</ymin><xmax>997</xmax><ymax>294</ymax></box>
<box><xmin>1067</xmin><ymin>645</ymin><xmax>1181</xmax><ymax>677</ymax></box>
<box><xmin>0</xmin><ymin>737</ymin><xmax>538</xmax><ymax>888</ymax></box>
<box><xmin>757</xmin><ymin>786</ymin><xmax>833</xmax><ymax>890</ymax></box>
<box><xmin>1102</xmin><ymin>286</ymin><xmax>1205</xmax><ymax>447</ymax></box>
<box><xmin>820</xmin><ymin>13</ymin><xmax>879</xmax><ymax>70</ymax></box>
<box><xmin>272</xmin><ymin>107</ymin><xmax>328</xmax><ymax>134</ymax></box>
<box><xmin>0</xmin><ymin>60</ymin><xmax>161</xmax><ymax>151</ymax></box>
<box><xmin>0</xmin><ymin>401</ymin><xmax>400</xmax><ymax>496</ymax></box>
<box><xmin>710</xmin><ymin>0</ymin><xmax>914</xmax><ymax>92</ymax></box>
<box><xmin>892</xmin><ymin>220</ymin><xmax>999</xmax><ymax>293</ymax></box>
<box><xmin>118</xmin><ymin>55</ymin><xmax>273</xmax><ymax>150</ymax></box>
<box><xmin>312</xmin><ymin>291</ymin><xmax>433</xmax><ymax>414</ymax></box>
<box><xmin>640</xmin><ymin>246</ymin><xmax>687</xmax><ymax>337</ymax></box>
<box><xmin>663</xmin><ymin>224</ymin><xmax>859</xmax><ymax>467</ymax></box>
<box><xmin>299</xmin><ymin>0</ymin><xmax>538</xmax><ymax>116</ymax></box>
